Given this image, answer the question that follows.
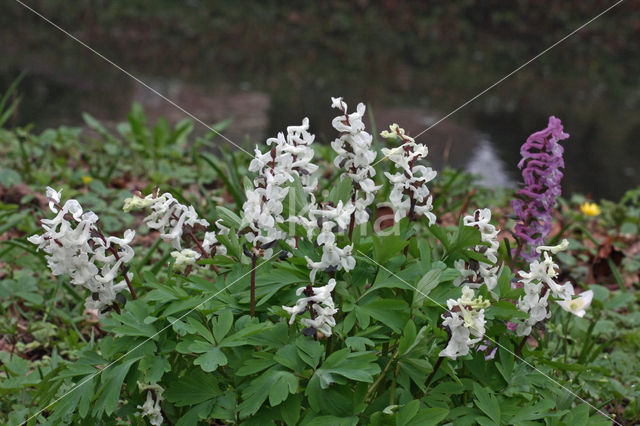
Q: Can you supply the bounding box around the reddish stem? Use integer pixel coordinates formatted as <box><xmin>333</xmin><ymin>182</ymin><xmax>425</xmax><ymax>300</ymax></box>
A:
<box><xmin>96</xmin><ymin>229</ymin><xmax>137</xmax><ymax>300</ymax></box>
<box><xmin>250</xmin><ymin>254</ymin><xmax>257</xmax><ymax>317</ymax></box>
<box><xmin>425</xmin><ymin>356</ymin><xmax>444</xmax><ymax>389</ymax></box>
<box><xmin>515</xmin><ymin>336</ymin><xmax>528</xmax><ymax>357</ymax></box>
<box><xmin>187</xmin><ymin>228</ymin><xmax>209</xmax><ymax>259</ymax></box>
<box><xmin>348</xmin><ymin>190</ymin><xmax>357</xmax><ymax>240</ymax></box>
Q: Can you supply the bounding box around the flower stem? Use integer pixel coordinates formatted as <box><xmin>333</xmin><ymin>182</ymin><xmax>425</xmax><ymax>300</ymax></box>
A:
<box><xmin>365</xmin><ymin>349</ymin><xmax>398</xmax><ymax>402</ymax></box>
<box><xmin>389</xmin><ymin>362</ymin><xmax>401</xmax><ymax>405</ymax></box>
<box><xmin>348</xmin><ymin>190</ymin><xmax>357</xmax><ymax>240</ymax></box>
<box><xmin>424</xmin><ymin>356</ymin><xmax>443</xmax><ymax>389</ymax></box>
<box><xmin>187</xmin><ymin>228</ymin><xmax>209</xmax><ymax>259</ymax></box>
<box><xmin>515</xmin><ymin>336</ymin><xmax>527</xmax><ymax>357</ymax></box>
<box><xmin>250</xmin><ymin>253</ymin><xmax>257</xmax><ymax>317</ymax></box>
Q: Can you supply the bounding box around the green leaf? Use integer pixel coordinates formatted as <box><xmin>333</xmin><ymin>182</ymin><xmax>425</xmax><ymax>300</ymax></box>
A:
<box><xmin>216</xmin><ymin>206</ymin><xmax>243</xmax><ymax>229</ymax></box>
<box><xmin>199</xmin><ymin>153</ymin><xmax>245</xmax><ymax>207</ymax></box>
<box><xmin>212</xmin><ymin>309</ymin><xmax>234</xmax><ymax>343</ymax></box>
<box><xmin>396</xmin><ymin>400</ymin><xmax>420</xmax><ymax>425</ymax></box>
<box><xmin>307</xmin><ymin>416</ymin><xmax>359</xmax><ymax>426</ymax></box>
<box><xmin>165</xmin><ymin>368</ymin><xmax>222</xmax><ymax>406</ymax></box>
<box><xmin>405</xmin><ymin>407</ymin><xmax>449</xmax><ymax>426</ymax></box>
<box><xmin>360</xmin><ymin>299</ymin><xmax>410</xmax><ymax>333</ymax></box>
<box><xmin>239</xmin><ymin>367</ymin><xmax>297</xmax><ymax>417</ymax></box>
<box><xmin>497</xmin><ymin>266</ymin><xmax>515</xmax><ymax>298</ymax></box>
<box><xmin>0</xmin><ymin>167</ymin><xmax>21</xmax><ymax>188</ymax></box>
<box><xmin>268</xmin><ymin>372</ymin><xmax>298</xmax><ymax>406</ymax></box>
<box><xmin>313</xmin><ymin>349</ymin><xmax>381</xmax><ymax>389</ymax></box>
<box><xmin>95</xmin><ymin>357</ymin><xmax>141</xmax><ymax>416</ymax></box>
<box><xmin>237</xmin><ymin>354</ymin><xmax>277</xmax><ymax>376</ymax></box>
<box><xmin>413</xmin><ymin>268</ymin><xmax>442</xmax><ymax>307</ymax></box>
<box><xmin>328</xmin><ymin>177</ymin><xmax>353</xmax><ymax>204</ymax></box>
<box><xmin>296</xmin><ymin>337</ymin><xmax>323</xmax><ymax>369</ymax></box>
<box><xmin>427</xmin><ymin>224</ymin><xmax>451</xmax><ymax>251</ymax></box>
<box><xmin>274</xmin><ymin>344</ymin><xmax>304</xmax><ymax>372</ymax></box>
<box><xmin>345</xmin><ymin>336</ymin><xmax>375</xmax><ymax>352</ymax></box>
<box><xmin>280</xmin><ymin>393</ymin><xmax>302</xmax><ymax>426</ymax></box>
<box><xmin>372</xmin><ymin>234</ymin><xmax>409</xmax><ymax>264</ymax></box>
<box><xmin>194</xmin><ymin>346</ymin><xmax>228</xmax><ymax>372</ymax></box>
<box><xmin>473</xmin><ymin>383</ymin><xmax>501</xmax><ymax>425</ymax></box>
<box><xmin>510</xmin><ymin>398</ymin><xmax>555</xmax><ymax>423</ymax></box>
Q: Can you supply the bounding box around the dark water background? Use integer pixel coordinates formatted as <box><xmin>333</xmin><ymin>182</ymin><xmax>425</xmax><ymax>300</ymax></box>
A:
<box><xmin>2</xmin><ymin>1</ymin><xmax>639</xmax><ymax>199</ymax></box>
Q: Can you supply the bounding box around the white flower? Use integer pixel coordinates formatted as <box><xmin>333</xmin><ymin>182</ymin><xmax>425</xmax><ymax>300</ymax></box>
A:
<box><xmin>330</xmin><ymin>97</ymin><xmax>380</xmax><ymax>224</ymax></box>
<box><xmin>513</xmin><ymin>242</ymin><xmax>587</xmax><ymax>335</ymax></box>
<box><xmin>171</xmin><ymin>249</ymin><xmax>201</xmax><ymax>272</ymax></box>
<box><xmin>138</xmin><ymin>391</ymin><xmax>163</xmax><ymax>426</ymax></box>
<box><xmin>516</xmin><ymin>281</ymin><xmax>551</xmax><ymax>336</ymax></box>
<box><xmin>536</xmin><ymin>239</ymin><xmax>569</xmax><ymax>254</ymax></box>
<box><xmin>439</xmin><ymin>286</ymin><xmax>489</xmax><ymax>360</ymax></box>
<box><xmin>202</xmin><ymin>220</ymin><xmax>229</xmax><ymax>256</ymax></box>
<box><xmin>244</xmin><ymin>118</ymin><xmax>319</xmax><ymax>252</ymax></box>
<box><xmin>29</xmin><ymin>188</ymin><xmax>135</xmax><ymax>313</ymax></box>
<box><xmin>454</xmin><ymin>208</ymin><xmax>501</xmax><ymax>291</ymax></box>
<box><xmin>381</xmin><ymin>124</ymin><xmax>437</xmax><ymax>224</ymax></box>
<box><xmin>556</xmin><ymin>290</ymin><xmax>593</xmax><ymax>317</ymax></box>
<box><xmin>124</xmin><ymin>191</ymin><xmax>209</xmax><ymax>250</ymax></box>
<box><xmin>439</xmin><ymin>314</ymin><xmax>480</xmax><ymax>360</ymax></box>
<box><xmin>45</xmin><ymin>186</ymin><xmax>62</xmax><ymax>213</ymax></box>
<box><xmin>283</xmin><ymin>279</ymin><xmax>338</xmax><ymax>336</ymax></box>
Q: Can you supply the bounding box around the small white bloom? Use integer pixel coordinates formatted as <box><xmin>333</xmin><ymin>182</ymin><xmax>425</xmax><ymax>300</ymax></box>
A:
<box><xmin>556</xmin><ymin>290</ymin><xmax>593</xmax><ymax>317</ymax></box>
<box><xmin>30</xmin><ymin>188</ymin><xmax>135</xmax><ymax>313</ymax></box>
<box><xmin>244</xmin><ymin>118</ymin><xmax>319</xmax><ymax>251</ymax></box>
<box><xmin>283</xmin><ymin>279</ymin><xmax>338</xmax><ymax>336</ymax></box>
<box><xmin>380</xmin><ymin>124</ymin><xmax>437</xmax><ymax>224</ymax></box>
<box><xmin>454</xmin><ymin>208</ymin><xmax>501</xmax><ymax>292</ymax></box>
<box><xmin>439</xmin><ymin>286</ymin><xmax>489</xmax><ymax>360</ymax></box>
<box><xmin>137</xmin><ymin>391</ymin><xmax>163</xmax><ymax>426</ymax></box>
<box><xmin>330</xmin><ymin>97</ymin><xmax>380</xmax><ymax>224</ymax></box>
<box><xmin>45</xmin><ymin>186</ymin><xmax>62</xmax><ymax>213</ymax></box>
<box><xmin>536</xmin><ymin>239</ymin><xmax>569</xmax><ymax>254</ymax></box>
<box><xmin>124</xmin><ymin>191</ymin><xmax>209</xmax><ymax>250</ymax></box>
<box><xmin>171</xmin><ymin>249</ymin><xmax>201</xmax><ymax>272</ymax></box>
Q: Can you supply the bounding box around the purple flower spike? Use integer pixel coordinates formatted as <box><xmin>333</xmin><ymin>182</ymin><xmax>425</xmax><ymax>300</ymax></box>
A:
<box><xmin>511</xmin><ymin>116</ymin><xmax>569</xmax><ymax>260</ymax></box>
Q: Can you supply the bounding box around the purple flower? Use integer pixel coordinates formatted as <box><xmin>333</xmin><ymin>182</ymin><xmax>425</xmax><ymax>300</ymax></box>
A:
<box><xmin>477</xmin><ymin>340</ymin><xmax>498</xmax><ymax>360</ymax></box>
<box><xmin>505</xmin><ymin>321</ymin><xmax>519</xmax><ymax>332</ymax></box>
<box><xmin>511</xmin><ymin>116</ymin><xmax>569</xmax><ymax>260</ymax></box>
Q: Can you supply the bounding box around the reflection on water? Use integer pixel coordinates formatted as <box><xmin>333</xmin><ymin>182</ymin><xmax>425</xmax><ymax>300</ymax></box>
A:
<box><xmin>466</xmin><ymin>139</ymin><xmax>514</xmax><ymax>189</ymax></box>
<box><xmin>2</xmin><ymin>1</ymin><xmax>639</xmax><ymax>199</ymax></box>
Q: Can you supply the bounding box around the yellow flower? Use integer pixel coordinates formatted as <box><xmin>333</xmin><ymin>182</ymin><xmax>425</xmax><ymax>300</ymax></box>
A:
<box><xmin>580</xmin><ymin>202</ymin><xmax>601</xmax><ymax>217</ymax></box>
<box><xmin>81</xmin><ymin>175</ymin><xmax>93</xmax><ymax>185</ymax></box>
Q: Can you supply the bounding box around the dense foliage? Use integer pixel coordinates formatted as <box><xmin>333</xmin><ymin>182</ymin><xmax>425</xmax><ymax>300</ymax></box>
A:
<box><xmin>1</xmin><ymin>95</ymin><xmax>639</xmax><ymax>426</ymax></box>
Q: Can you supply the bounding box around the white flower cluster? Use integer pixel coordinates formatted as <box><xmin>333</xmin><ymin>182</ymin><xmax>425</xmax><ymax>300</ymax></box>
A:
<box><xmin>202</xmin><ymin>219</ymin><xmax>230</xmax><ymax>256</ymax></box>
<box><xmin>170</xmin><ymin>249</ymin><xmax>200</xmax><ymax>273</ymax></box>
<box><xmin>138</xmin><ymin>391</ymin><xmax>164</xmax><ymax>426</ymax></box>
<box><xmin>454</xmin><ymin>208</ymin><xmax>501</xmax><ymax>291</ymax></box>
<box><xmin>380</xmin><ymin>124</ymin><xmax>437</xmax><ymax>224</ymax></box>
<box><xmin>28</xmin><ymin>187</ymin><xmax>134</xmax><ymax>312</ymax></box>
<box><xmin>439</xmin><ymin>286</ymin><xmax>490</xmax><ymax>360</ymax></box>
<box><xmin>282</xmin><ymin>279</ymin><xmax>338</xmax><ymax>336</ymax></box>
<box><xmin>330</xmin><ymin>97</ymin><xmax>381</xmax><ymax>224</ymax></box>
<box><xmin>123</xmin><ymin>191</ymin><xmax>209</xmax><ymax>249</ymax></box>
<box><xmin>515</xmin><ymin>240</ymin><xmax>593</xmax><ymax>336</ymax></box>
<box><xmin>303</xmin><ymin>202</ymin><xmax>356</xmax><ymax>283</ymax></box>
<box><xmin>244</xmin><ymin>118</ymin><xmax>318</xmax><ymax>251</ymax></box>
